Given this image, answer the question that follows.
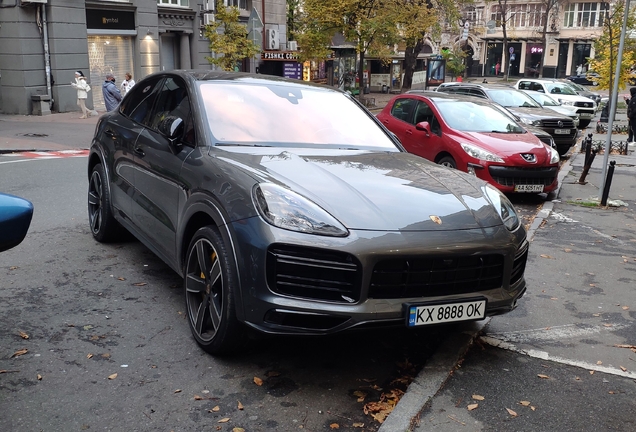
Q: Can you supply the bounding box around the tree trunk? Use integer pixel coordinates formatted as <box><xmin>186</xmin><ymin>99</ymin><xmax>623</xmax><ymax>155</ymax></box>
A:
<box><xmin>358</xmin><ymin>50</ymin><xmax>366</xmax><ymax>100</ymax></box>
<box><xmin>402</xmin><ymin>39</ymin><xmax>424</xmax><ymax>91</ymax></box>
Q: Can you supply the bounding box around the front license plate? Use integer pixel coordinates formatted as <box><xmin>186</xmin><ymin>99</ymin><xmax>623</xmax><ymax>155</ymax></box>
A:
<box><xmin>514</xmin><ymin>184</ymin><xmax>544</xmax><ymax>192</ymax></box>
<box><xmin>554</xmin><ymin>129</ymin><xmax>571</xmax><ymax>134</ymax></box>
<box><xmin>407</xmin><ymin>299</ymin><xmax>486</xmax><ymax>327</ymax></box>
<box><xmin>579</xmin><ymin>113</ymin><xmax>593</xmax><ymax>119</ymax></box>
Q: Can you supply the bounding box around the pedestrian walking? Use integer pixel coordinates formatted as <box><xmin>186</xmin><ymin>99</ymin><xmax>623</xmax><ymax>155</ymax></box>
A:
<box><xmin>102</xmin><ymin>73</ymin><xmax>122</xmax><ymax>112</ymax></box>
<box><xmin>120</xmin><ymin>72</ymin><xmax>135</xmax><ymax>96</ymax></box>
<box><xmin>627</xmin><ymin>87</ymin><xmax>636</xmax><ymax>143</ymax></box>
<box><xmin>495</xmin><ymin>62</ymin><xmax>500</xmax><ymax>76</ymax></box>
<box><xmin>70</xmin><ymin>71</ymin><xmax>91</xmax><ymax>119</ymax></box>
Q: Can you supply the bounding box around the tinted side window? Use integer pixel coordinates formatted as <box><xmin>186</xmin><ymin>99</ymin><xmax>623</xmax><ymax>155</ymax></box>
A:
<box><xmin>120</xmin><ymin>77</ymin><xmax>164</xmax><ymax>125</ymax></box>
<box><xmin>390</xmin><ymin>98</ymin><xmax>418</xmax><ymax>124</ymax></box>
<box><xmin>150</xmin><ymin>77</ymin><xmax>195</xmax><ymax>145</ymax></box>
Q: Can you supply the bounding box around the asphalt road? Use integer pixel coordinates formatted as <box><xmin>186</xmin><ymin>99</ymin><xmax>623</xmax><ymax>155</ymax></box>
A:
<box><xmin>0</xmin><ymin>156</ymin><xmax>461</xmax><ymax>431</ymax></box>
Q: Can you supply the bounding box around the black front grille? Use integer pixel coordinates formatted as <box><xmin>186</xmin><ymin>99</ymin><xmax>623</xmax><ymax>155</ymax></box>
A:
<box><xmin>542</xmin><ymin>119</ymin><xmax>576</xmax><ymax>129</ymax></box>
<box><xmin>537</xmin><ymin>136</ymin><xmax>553</xmax><ymax>146</ymax></box>
<box><xmin>489</xmin><ymin>166</ymin><xmax>558</xmax><ymax>187</ymax></box>
<box><xmin>510</xmin><ymin>242</ymin><xmax>529</xmax><ymax>286</ymax></box>
<box><xmin>369</xmin><ymin>255</ymin><xmax>504</xmax><ymax>299</ymax></box>
<box><xmin>574</xmin><ymin>101</ymin><xmax>594</xmax><ymax>108</ymax></box>
<box><xmin>267</xmin><ymin>245</ymin><xmax>361</xmax><ymax>303</ymax></box>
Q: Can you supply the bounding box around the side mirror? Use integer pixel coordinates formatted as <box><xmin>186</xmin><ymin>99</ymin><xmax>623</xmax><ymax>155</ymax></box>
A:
<box><xmin>0</xmin><ymin>193</ymin><xmax>34</xmax><ymax>253</ymax></box>
<box><xmin>157</xmin><ymin>116</ymin><xmax>184</xmax><ymax>154</ymax></box>
<box><xmin>415</xmin><ymin>121</ymin><xmax>431</xmax><ymax>137</ymax></box>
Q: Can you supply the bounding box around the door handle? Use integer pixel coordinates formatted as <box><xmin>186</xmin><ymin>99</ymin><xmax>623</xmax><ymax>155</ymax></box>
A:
<box><xmin>406</xmin><ymin>130</ymin><xmax>413</xmax><ymax>135</ymax></box>
<box><xmin>104</xmin><ymin>130</ymin><xmax>117</xmax><ymax>139</ymax></box>
<box><xmin>383</xmin><ymin>120</ymin><xmax>389</xmax><ymax>124</ymax></box>
<box><xmin>134</xmin><ymin>146</ymin><xmax>145</xmax><ymax>157</ymax></box>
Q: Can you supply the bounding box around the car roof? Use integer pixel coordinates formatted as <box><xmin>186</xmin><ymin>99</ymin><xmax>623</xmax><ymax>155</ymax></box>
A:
<box><xmin>401</xmin><ymin>90</ymin><xmax>505</xmax><ymax>106</ymax></box>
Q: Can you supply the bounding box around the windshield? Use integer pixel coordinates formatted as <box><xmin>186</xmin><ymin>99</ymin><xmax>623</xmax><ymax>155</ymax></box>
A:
<box><xmin>435</xmin><ymin>100</ymin><xmax>525</xmax><ymax>133</ymax></box>
<box><xmin>199</xmin><ymin>81</ymin><xmax>398</xmax><ymax>150</ymax></box>
<box><xmin>545</xmin><ymin>83</ymin><xmax>578</xmax><ymax>96</ymax></box>
<box><xmin>525</xmin><ymin>91</ymin><xmax>560</xmax><ymax>107</ymax></box>
<box><xmin>487</xmin><ymin>89</ymin><xmax>542</xmax><ymax>108</ymax></box>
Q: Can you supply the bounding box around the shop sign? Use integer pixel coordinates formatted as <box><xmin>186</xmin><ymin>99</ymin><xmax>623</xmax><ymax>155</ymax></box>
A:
<box><xmin>261</xmin><ymin>51</ymin><xmax>300</xmax><ymax>61</ymax></box>
<box><xmin>283</xmin><ymin>62</ymin><xmax>302</xmax><ymax>80</ymax></box>
<box><xmin>86</xmin><ymin>9</ymin><xmax>135</xmax><ymax>31</ymax></box>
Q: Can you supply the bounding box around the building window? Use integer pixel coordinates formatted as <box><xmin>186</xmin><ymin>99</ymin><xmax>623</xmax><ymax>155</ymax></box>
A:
<box><xmin>527</xmin><ymin>4</ymin><xmax>545</xmax><ymax>27</ymax></box>
<box><xmin>463</xmin><ymin>6</ymin><xmax>484</xmax><ymax>25</ymax></box>
<box><xmin>563</xmin><ymin>3</ymin><xmax>606</xmax><ymax>28</ymax></box>
<box><xmin>491</xmin><ymin>5</ymin><xmax>503</xmax><ymax>27</ymax></box>
<box><xmin>157</xmin><ymin>0</ymin><xmax>190</xmax><ymax>7</ymax></box>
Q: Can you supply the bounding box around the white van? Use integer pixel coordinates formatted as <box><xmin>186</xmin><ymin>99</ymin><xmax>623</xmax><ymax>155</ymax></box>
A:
<box><xmin>515</xmin><ymin>79</ymin><xmax>597</xmax><ymax>128</ymax></box>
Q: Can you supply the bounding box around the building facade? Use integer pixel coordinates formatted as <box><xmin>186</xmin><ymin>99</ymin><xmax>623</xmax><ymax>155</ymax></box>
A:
<box><xmin>449</xmin><ymin>1</ymin><xmax>609</xmax><ymax>79</ymax></box>
<box><xmin>0</xmin><ymin>0</ymin><xmax>288</xmax><ymax>115</ymax></box>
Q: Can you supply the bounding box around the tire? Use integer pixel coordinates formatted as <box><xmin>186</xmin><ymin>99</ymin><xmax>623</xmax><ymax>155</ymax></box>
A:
<box><xmin>184</xmin><ymin>226</ymin><xmax>243</xmax><ymax>355</ymax></box>
<box><xmin>88</xmin><ymin>163</ymin><xmax>124</xmax><ymax>242</ymax></box>
<box><xmin>437</xmin><ymin>156</ymin><xmax>457</xmax><ymax>169</ymax></box>
<box><xmin>556</xmin><ymin>145</ymin><xmax>572</xmax><ymax>157</ymax></box>
<box><xmin>579</xmin><ymin>120</ymin><xmax>591</xmax><ymax>129</ymax></box>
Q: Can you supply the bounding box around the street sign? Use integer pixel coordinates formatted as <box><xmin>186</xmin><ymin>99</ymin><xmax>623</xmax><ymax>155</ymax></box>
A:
<box><xmin>509</xmin><ymin>47</ymin><xmax>514</xmax><ymax>54</ymax></box>
<box><xmin>246</xmin><ymin>7</ymin><xmax>263</xmax><ymax>33</ymax></box>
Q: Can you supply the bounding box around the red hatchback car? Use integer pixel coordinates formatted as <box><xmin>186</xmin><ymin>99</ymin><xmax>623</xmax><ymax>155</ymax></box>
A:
<box><xmin>377</xmin><ymin>92</ymin><xmax>560</xmax><ymax>194</ymax></box>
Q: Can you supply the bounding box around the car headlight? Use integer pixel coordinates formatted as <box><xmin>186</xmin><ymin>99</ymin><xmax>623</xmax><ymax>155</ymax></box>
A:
<box><xmin>483</xmin><ymin>184</ymin><xmax>520</xmax><ymax>231</ymax></box>
<box><xmin>548</xmin><ymin>146</ymin><xmax>560</xmax><ymax>164</ymax></box>
<box><xmin>460</xmin><ymin>143</ymin><xmax>505</xmax><ymax>163</ymax></box>
<box><xmin>559</xmin><ymin>99</ymin><xmax>574</xmax><ymax>106</ymax></box>
<box><xmin>253</xmin><ymin>183</ymin><xmax>348</xmax><ymax>237</ymax></box>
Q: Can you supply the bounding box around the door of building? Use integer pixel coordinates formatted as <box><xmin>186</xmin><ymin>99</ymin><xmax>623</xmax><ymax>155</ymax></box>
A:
<box><xmin>160</xmin><ymin>33</ymin><xmax>180</xmax><ymax>71</ymax></box>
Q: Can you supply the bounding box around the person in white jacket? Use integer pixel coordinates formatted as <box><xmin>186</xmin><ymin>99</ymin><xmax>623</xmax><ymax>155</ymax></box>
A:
<box><xmin>120</xmin><ymin>72</ymin><xmax>135</xmax><ymax>96</ymax></box>
<box><xmin>70</xmin><ymin>71</ymin><xmax>91</xmax><ymax>118</ymax></box>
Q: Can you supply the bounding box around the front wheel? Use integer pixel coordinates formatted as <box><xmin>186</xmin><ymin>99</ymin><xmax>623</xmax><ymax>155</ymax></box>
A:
<box><xmin>184</xmin><ymin>226</ymin><xmax>243</xmax><ymax>355</ymax></box>
<box><xmin>579</xmin><ymin>120</ymin><xmax>591</xmax><ymax>129</ymax></box>
<box><xmin>437</xmin><ymin>156</ymin><xmax>457</xmax><ymax>169</ymax></box>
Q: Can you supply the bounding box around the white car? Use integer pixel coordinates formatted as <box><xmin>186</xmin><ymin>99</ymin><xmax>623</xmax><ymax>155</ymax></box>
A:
<box><xmin>515</xmin><ymin>79</ymin><xmax>596</xmax><ymax>128</ymax></box>
<box><xmin>520</xmin><ymin>90</ymin><xmax>580</xmax><ymax>128</ymax></box>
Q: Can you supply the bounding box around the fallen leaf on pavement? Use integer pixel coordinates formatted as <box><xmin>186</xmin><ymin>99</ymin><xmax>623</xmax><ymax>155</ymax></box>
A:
<box><xmin>620</xmin><ymin>366</ymin><xmax>627</xmax><ymax>372</ymax></box>
<box><xmin>9</xmin><ymin>266</ymin><xmax>18</xmax><ymax>270</ymax></box>
<box><xmin>18</xmin><ymin>331</ymin><xmax>29</xmax><ymax>339</ymax></box>
<box><xmin>537</xmin><ymin>374</ymin><xmax>550</xmax><ymax>379</ymax></box>
<box><xmin>592</xmin><ymin>313</ymin><xmax>601</xmax><ymax>317</ymax></box>
<box><xmin>218</xmin><ymin>418</ymin><xmax>230</xmax><ymax>423</ymax></box>
<box><xmin>597</xmin><ymin>361</ymin><xmax>603</xmax><ymax>365</ymax></box>
<box><xmin>353</xmin><ymin>423</ymin><xmax>364</xmax><ymax>428</ymax></box>
<box><xmin>467</xmin><ymin>403</ymin><xmax>479</xmax><ymax>411</ymax></box>
<box><xmin>622</xmin><ymin>306</ymin><xmax>629</xmax><ymax>310</ymax></box>
<box><xmin>575</xmin><ymin>376</ymin><xmax>581</xmax><ymax>381</ymax></box>
<box><xmin>117</xmin><ymin>277</ymin><xmax>126</xmax><ymax>281</ymax></box>
<box><xmin>237</xmin><ymin>401</ymin><xmax>244</xmax><ymax>410</ymax></box>
<box><xmin>133</xmin><ymin>282</ymin><xmax>147</xmax><ymax>286</ymax></box>
<box><xmin>330</xmin><ymin>424</ymin><xmax>340</xmax><ymax>429</ymax></box>
<box><xmin>472</xmin><ymin>394</ymin><xmax>485</xmax><ymax>401</ymax></box>
<box><xmin>194</xmin><ymin>395</ymin><xmax>203</xmax><ymax>400</ymax></box>
<box><xmin>506</xmin><ymin>408</ymin><xmax>518</xmax><ymax>417</ymax></box>
<box><xmin>590</xmin><ymin>371</ymin><xmax>595</xmax><ymax>375</ymax></box>
<box><xmin>609</xmin><ymin>391</ymin><xmax>615</xmax><ymax>394</ymax></box>
<box><xmin>531</xmin><ymin>406</ymin><xmax>536</xmax><ymax>411</ymax></box>
<box><xmin>232</xmin><ymin>428</ymin><xmax>245</xmax><ymax>432</ymax></box>
<box><xmin>87</xmin><ymin>353</ymin><xmax>93</xmax><ymax>359</ymax></box>
<box><xmin>37</xmin><ymin>374</ymin><xmax>42</xmax><ymax>380</ymax></box>
<box><xmin>615</xmin><ymin>344</ymin><xmax>636</xmax><ymax>349</ymax></box>
<box><xmin>108</xmin><ymin>373</ymin><xmax>117</xmax><ymax>380</ymax></box>
<box><xmin>603</xmin><ymin>324</ymin><xmax>613</xmax><ymax>327</ymax></box>
<box><xmin>564</xmin><ymin>248</ymin><xmax>572</xmax><ymax>252</ymax></box>
<box><xmin>253</xmin><ymin>376</ymin><xmax>263</xmax><ymax>386</ymax></box>
<box><xmin>210</xmin><ymin>406</ymin><xmax>220</xmax><ymax>412</ymax></box>
<box><xmin>101</xmin><ymin>353</ymin><xmax>110</xmax><ymax>359</ymax></box>
<box><xmin>519</xmin><ymin>401</ymin><xmax>531</xmax><ymax>406</ymax></box>
<box><xmin>11</xmin><ymin>349</ymin><xmax>28</xmax><ymax>358</ymax></box>
<box><xmin>540</xmin><ymin>254</ymin><xmax>553</xmax><ymax>259</ymax></box>
<box><xmin>174</xmin><ymin>389</ymin><xmax>182</xmax><ymax>393</ymax></box>
<box><xmin>353</xmin><ymin>390</ymin><xmax>367</xmax><ymax>402</ymax></box>
<box><xmin>550</xmin><ymin>297</ymin><xmax>558</xmax><ymax>300</ymax></box>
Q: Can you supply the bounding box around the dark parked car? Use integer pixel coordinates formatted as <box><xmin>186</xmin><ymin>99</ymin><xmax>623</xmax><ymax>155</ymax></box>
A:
<box><xmin>0</xmin><ymin>193</ymin><xmax>33</xmax><ymax>253</ymax></box>
<box><xmin>432</xmin><ymin>83</ymin><xmax>577</xmax><ymax>156</ymax></box>
<box><xmin>566</xmin><ymin>73</ymin><xmax>600</xmax><ymax>86</ymax></box>
<box><xmin>377</xmin><ymin>91</ymin><xmax>560</xmax><ymax>194</ymax></box>
<box><xmin>87</xmin><ymin>71</ymin><xmax>529</xmax><ymax>354</ymax></box>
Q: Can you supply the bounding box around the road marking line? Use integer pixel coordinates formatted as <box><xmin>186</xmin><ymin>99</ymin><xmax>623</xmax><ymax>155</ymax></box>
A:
<box><xmin>481</xmin><ymin>334</ymin><xmax>636</xmax><ymax>379</ymax></box>
<box><xmin>0</xmin><ymin>150</ymin><xmax>89</xmax><ymax>164</ymax></box>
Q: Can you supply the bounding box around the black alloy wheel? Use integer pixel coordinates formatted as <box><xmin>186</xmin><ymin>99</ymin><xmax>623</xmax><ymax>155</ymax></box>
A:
<box><xmin>88</xmin><ymin>163</ymin><xmax>123</xmax><ymax>242</ymax></box>
<box><xmin>184</xmin><ymin>226</ymin><xmax>242</xmax><ymax>354</ymax></box>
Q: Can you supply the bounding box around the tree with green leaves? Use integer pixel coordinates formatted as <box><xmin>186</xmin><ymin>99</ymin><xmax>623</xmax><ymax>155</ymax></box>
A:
<box><xmin>203</xmin><ymin>0</ymin><xmax>261</xmax><ymax>72</ymax></box>
<box><xmin>295</xmin><ymin>0</ymin><xmax>402</xmax><ymax>97</ymax></box>
<box><xmin>442</xmin><ymin>46</ymin><xmax>467</xmax><ymax>80</ymax></box>
<box><xmin>588</xmin><ymin>1</ymin><xmax>636</xmax><ymax>91</ymax></box>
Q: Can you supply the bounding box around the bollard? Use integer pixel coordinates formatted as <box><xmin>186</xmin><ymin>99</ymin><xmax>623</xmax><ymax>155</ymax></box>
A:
<box><xmin>600</xmin><ymin>161</ymin><xmax>616</xmax><ymax>206</ymax></box>
<box><xmin>583</xmin><ymin>134</ymin><xmax>592</xmax><ymax>167</ymax></box>
<box><xmin>578</xmin><ymin>148</ymin><xmax>597</xmax><ymax>184</ymax></box>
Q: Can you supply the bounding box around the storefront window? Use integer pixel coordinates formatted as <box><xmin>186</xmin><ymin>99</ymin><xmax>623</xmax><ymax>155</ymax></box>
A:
<box><xmin>525</xmin><ymin>44</ymin><xmax>543</xmax><ymax>77</ymax></box>
<box><xmin>157</xmin><ymin>0</ymin><xmax>190</xmax><ymax>7</ymax></box>
<box><xmin>88</xmin><ymin>36</ymin><xmax>135</xmax><ymax>111</ymax></box>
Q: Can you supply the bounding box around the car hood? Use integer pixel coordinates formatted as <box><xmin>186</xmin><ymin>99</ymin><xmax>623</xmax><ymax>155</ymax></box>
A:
<box><xmin>455</xmin><ymin>131</ymin><xmax>555</xmax><ymax>164</ymax></box>
<box><xmin>506</xmin><ymin>106</ymin><xmax>571</xmax><ymax>121</ymax></box>
<box><xmin>545</xmin><ymin>105</ymin><xmax>579</xmax><ymax>117</ymax></box>
<box><xmin>213</xmin><ymin>148</ymin><xmax>504</xmax><ymax>231</ymax></box>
